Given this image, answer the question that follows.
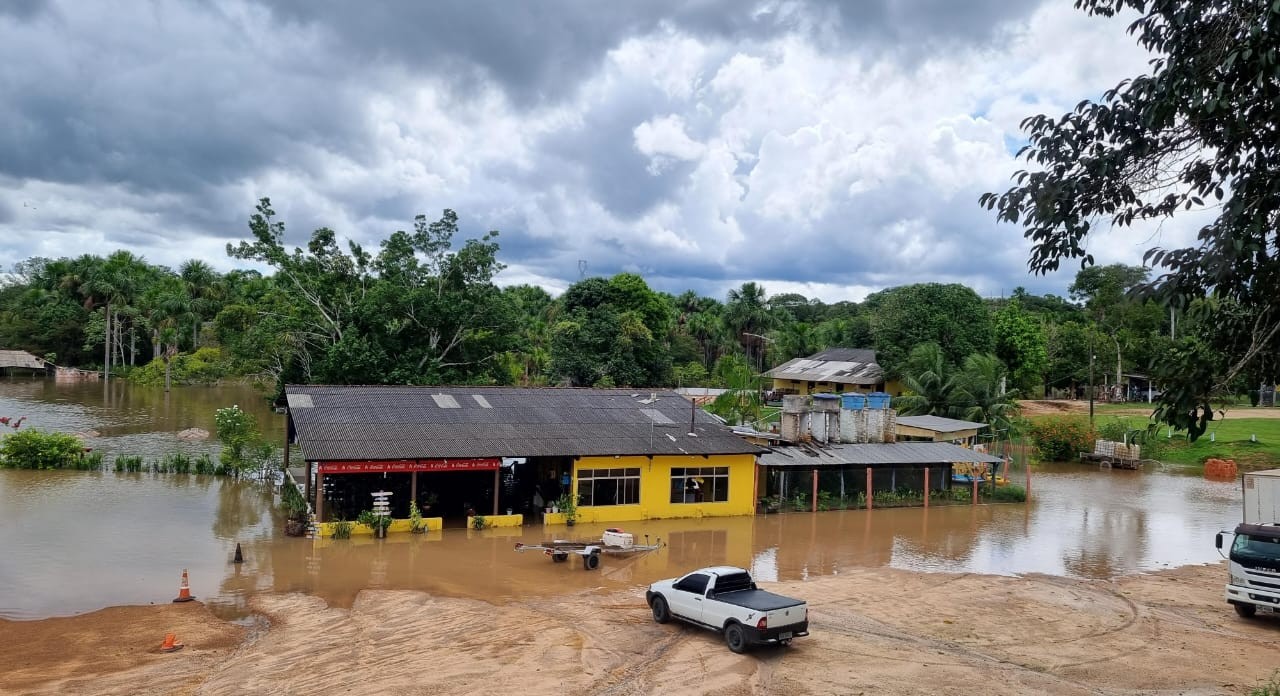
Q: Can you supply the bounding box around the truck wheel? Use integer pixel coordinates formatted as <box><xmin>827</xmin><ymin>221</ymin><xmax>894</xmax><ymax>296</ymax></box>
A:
<box><xmin>1234</xmin><ymin>602</ymin><xmax>1258</xmax><ymax>619</ymax></box>
<box><xmin>724</xmin><ymin>623</ymin><xmax>749</xmax><ymax>654</ymax></box>
<box><xmin>583</xmin><ymin>553</ymin><xmax>600</xmax><ymax>570</ymax></box>
<box><xmin>552</xmin><ymin>553</ymin><xmax>568</xmax><ymax>563</ymax></box>
<box><xmin>650</xmin><ymin>596</ymin><xmax>670</xmax><ymax>624</ymax></box>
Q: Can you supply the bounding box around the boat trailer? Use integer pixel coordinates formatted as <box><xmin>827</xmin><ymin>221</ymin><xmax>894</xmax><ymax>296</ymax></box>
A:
<box><xmin>514</xmin><ymin>528</ymin><xmax>663</xmax><ymax>570</ymax></box>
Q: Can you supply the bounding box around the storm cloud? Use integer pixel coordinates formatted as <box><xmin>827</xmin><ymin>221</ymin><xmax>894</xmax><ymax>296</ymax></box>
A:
<box><xmin>0</xmin><ymin>0</ymin><xmax>1178</xmax><ymax>301</ymax></box>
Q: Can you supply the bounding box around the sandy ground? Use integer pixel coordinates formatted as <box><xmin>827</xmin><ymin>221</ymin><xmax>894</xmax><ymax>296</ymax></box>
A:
<box><xmin>1020</xmin><ymin>400</ymin><xmax>1280</xmax><ymax>419</ymax></box>
<box><xmin>3</xmin><ymin>562</ymin><xmax>1278</xmax><ymax>695</ymax></box>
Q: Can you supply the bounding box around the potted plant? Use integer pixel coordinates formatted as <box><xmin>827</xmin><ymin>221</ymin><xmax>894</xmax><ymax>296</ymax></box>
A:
<box><xmin>420</xmin><ymin>492</ymin><xmax>438</xmax><ymax>513</ymax></box>
<box><xmin>471</xmin><ymin>514</ymin><xmax>487</xmax><ymax>530</ymax></box>
<box><xmin>408</xmin><ymin>500</ymin><xmax>426</xmax><ymax>534</ymax></box>
<box><xmin>357</xmin><ymin>509</ymin><xmax>392</xmax><ymax>538</ymax></box>
<box><xmin>556</xmin><ymin>492</ymin><xmax>579</xmax><ymax>526</ymax></box>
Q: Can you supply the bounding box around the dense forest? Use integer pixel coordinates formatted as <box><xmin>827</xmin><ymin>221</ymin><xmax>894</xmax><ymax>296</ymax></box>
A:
<box><xmin>0</xmin><ymin>198</ymin><xmax>1236</xmax><ymax>404</ymax></box>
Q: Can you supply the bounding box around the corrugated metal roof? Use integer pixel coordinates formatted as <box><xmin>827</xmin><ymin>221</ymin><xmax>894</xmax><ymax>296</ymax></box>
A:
<box><xmin>894</xmin><ymin>415</ymin><xmax>989</xmax><ymax>433</ymax></box>
<box><xmin>287</xmin><ymin>385</ymin><xmax>763</xmax><ymax>461</ymax></box>
<box><xmin>762</xmin><ymin>348</ymin><xmax>882</xmax><ymax>384</ymax></box>
<box><xmin>758</xmin><ymin>442</ymin><xmax>1004</xmax><ymax>467</ymax></box>
<box><xmin>0</xmin><ymin>350</ymin><xmax>46</xmax><ymax>370</ymax></box>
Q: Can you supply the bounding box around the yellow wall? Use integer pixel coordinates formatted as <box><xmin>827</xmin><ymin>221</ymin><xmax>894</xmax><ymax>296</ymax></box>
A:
<box><xmin>466</xmin><ymin>514</ymin><xmax>523</xmax><ymax>528</ymax></box>
<box><xmin>567</xmin><ymin>453</ymin><xmax>756</xmax><ymax>524</ymax></box>
<box><xmin>317</xmin><ymin>516</ymin><xmax>443</xmax><ymax>537</ymax></box>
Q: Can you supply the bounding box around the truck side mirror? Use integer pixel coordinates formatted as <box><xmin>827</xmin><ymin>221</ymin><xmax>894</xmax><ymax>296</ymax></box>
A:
<box><xmin>1215</xmin><ymin>533</ymin><xmax>1223</xmax><ymax>550</ymax></box>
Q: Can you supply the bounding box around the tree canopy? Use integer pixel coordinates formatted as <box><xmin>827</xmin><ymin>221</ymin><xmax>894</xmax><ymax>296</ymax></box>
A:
<box><xmin>981</xmin><ymin>0</ymin><xmax>1280</xmax><ymax>437</ymax></box>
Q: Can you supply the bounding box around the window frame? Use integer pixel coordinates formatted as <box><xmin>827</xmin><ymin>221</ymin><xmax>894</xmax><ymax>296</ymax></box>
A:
<box><xmin>670</xmin><ymin>466</ymin><xmax>730</xmax><ymax>504</ymax></box>
<box><xmin>576</xmin><ymin>467</ymin><xmax>641</xmax><ymax>506</ymax></box>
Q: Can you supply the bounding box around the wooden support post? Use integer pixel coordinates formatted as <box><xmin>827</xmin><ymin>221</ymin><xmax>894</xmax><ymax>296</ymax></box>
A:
<box><xmin>492</xmin><ymin>468</ymin><xmax>500</xmax><ymax>515</ymax></box>
<box><xmin>282</xmin><ymin>413</ymin><xmax>291</xmax><ymax>471</ymax></box>
<box><xmin>866</xmin><ymin>466</ymin><xmax>873</xmax><ymax>510</ymax></box>
<box><xmin>972</xmin><ymin>477</ymin><xmax>978</xmax><ymax>505</ymax></box>
<box><xmin>811</xmin><ymin>468</ymin><xmax>818</xmax><ymax>513</ymax></box>
<box><xmin>923</xmin><ymin>467</ymin><xmax>929</xmax><ymax>509</ymax></box>
<box><xmin>411</xmin><ymin>471</ymin><xmax>418</xmax><ymax>505</ymax></box>
<box><xmin>315</xmin><ymin>472</ymin><xmax>324</xmax><ymax>522</ymax></box>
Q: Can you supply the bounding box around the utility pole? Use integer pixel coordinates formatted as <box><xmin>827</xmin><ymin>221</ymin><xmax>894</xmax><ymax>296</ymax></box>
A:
<box><xmin>1088</xmin><ymin>330</ymin><xmax>1095</xmax><ymax>425</ymax></box>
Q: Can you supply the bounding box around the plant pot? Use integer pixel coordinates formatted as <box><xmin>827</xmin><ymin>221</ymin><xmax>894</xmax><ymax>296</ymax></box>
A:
<box><xmin>566</xmin><ymin>518</ymin><xmax>576</xmax><ymax>527</ymax></box>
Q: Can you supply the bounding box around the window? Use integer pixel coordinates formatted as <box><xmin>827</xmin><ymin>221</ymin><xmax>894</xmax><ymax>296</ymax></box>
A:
<box><xmin>674</xmin><ymin>573</ymin><xmax>710</xmax><ymax>594</ymax></box>
<box><xmin>577</xmin><ymin>468</ymin><xmax>640</xmax><ymax>506</ymax></box>
<box><xmin>671</xmin><ymin>466</ymin><xmax>730</xmax><ymax>504</ymax></box>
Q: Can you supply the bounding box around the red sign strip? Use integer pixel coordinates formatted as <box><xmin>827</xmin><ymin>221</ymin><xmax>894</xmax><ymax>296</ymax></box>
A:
<box><xmin>317</xmin><ymin>458</ymin><xmax>500</xmax><ymax>474</ymax></box>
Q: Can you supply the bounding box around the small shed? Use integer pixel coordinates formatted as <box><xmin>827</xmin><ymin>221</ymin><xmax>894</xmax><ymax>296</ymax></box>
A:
<box><xmin>894</xmin><ymin>415</ymin><xmax>987</xmax><ymax>445</ymax></box>
<box><xmin>0</xmin><ymin>350</ymin><xmax>49</xmax><ymax>375</ymax></box>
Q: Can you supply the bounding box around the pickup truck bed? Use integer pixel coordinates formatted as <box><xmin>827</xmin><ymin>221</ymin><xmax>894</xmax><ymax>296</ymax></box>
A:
<box><xmin>712</xmin><ymin>589</ymin><xmax>804</xmax><ymax>612</ymax></box>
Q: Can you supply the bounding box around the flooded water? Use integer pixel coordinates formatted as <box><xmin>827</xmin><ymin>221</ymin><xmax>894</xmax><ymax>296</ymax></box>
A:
<box><xmin>0</xmin><ymin>378</ymin><xmax>1247</xmax><ymax>621</ymax></box>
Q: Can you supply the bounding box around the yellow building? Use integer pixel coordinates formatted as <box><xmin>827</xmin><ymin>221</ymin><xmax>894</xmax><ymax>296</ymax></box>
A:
<box><xmin>285</xmin><ymin>385</ymin><xmax>764</xmax><ymax>533</ymax></box>
<box><xmin>764</xmin><ymin>348</ymin><xmax>903</xmax><ymax>396</ymax></box>
<box><xmin>570</xmin><ymin>453</ymin><xmax>758</xmax><ymax>523</ymax></box>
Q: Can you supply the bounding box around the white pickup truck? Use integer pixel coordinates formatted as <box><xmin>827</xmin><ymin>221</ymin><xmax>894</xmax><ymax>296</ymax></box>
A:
<box><xmin>646</xmin><ymin>566</ymin><xmax>809</xmax><ymax>653</ymax></box>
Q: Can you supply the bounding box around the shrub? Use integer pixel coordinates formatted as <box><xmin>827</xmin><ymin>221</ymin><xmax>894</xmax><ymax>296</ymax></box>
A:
<box><xmin>1028</xmin><ymin>417</ymin><xmax>1095</xmax><ymax>462</ymax></box>
<box><xmin>74</xmin><ymin>450</ymin><xmax>105</xmax><ymax>471</ymax></box>
<box><xmin>0</xmin><ymin>429</ymin><xmax>86</xmax><ymax>469</ymax></box>
<box><xmin>986</xmin><ymin>485</ymin><xmax>1027</xmax><ymax>503</ymax></box>
<box><xmin>331</xmin><ymin>518</ymin><xmax>353</xmax><ymax>539</ymax></box>
<box><xmin>282</xmin><ymin>479</ymin><xmax>309</xmax><ymax>521</ymax></box>
<box><xmin>471</xmin><ymin>514</ymin><xmax>487</xmax><ymax>530</ymax></box>
<box><xmin>193</xmin><ymin>453</ymin><xmax>217</xmax><ymax>475</ymax></box>
<box><xmin>129</xmin><ymin>347</ymin><xmax>231</xmax><ymax>386</ymax></box>
<box><xmin>215</xmin><ymin>405</ymin><xmax>275</xmax><ymax>478</ymax></box>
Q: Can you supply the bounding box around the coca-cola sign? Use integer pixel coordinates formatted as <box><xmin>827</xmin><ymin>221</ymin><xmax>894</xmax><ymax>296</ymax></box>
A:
<box><xmin>317</xmin><ymin>458</ymin><xmax>499</xmax><ymax>474</ymax></box>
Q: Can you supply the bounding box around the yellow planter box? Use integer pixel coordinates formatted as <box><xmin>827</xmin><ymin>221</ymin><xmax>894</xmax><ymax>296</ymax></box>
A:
<box><xmin>317</xmin><ymin>516</ymin><xmax>443</xmax><ymax>537</ymax></box>
<box><xmin>466</xmin><ymin>514</ymin><xmax>523</xmax><ymax>529</ymax></box>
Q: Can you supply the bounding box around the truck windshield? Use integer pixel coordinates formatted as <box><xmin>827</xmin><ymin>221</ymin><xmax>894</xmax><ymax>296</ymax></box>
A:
<box><xmin>1232</xmin><ymin>533</ymin><xmax>1280</xmax><ymax>566</ymax></box>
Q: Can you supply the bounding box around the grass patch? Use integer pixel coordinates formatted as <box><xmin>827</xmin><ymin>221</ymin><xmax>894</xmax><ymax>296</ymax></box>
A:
<box><xmin>1026</xmin><ymin>412</ymin><xmax>1280</xmax><ymax>468</ymax></box>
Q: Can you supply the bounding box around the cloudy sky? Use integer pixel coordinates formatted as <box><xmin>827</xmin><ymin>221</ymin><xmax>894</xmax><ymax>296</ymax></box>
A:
<box><xmin>0</xmin><ymin>0</ymin><xmax>1191</xmax><ymax>302</ymax></box>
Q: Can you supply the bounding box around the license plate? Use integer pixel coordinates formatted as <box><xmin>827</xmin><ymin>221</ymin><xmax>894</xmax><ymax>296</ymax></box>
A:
<box><xmin>778</xmin><ymin>632</ymin><xmax>792</xmax><ymax>640</ymax></box>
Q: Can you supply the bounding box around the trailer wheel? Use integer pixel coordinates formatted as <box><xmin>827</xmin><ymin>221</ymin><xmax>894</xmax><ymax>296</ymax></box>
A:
<box><xmin>1234</xmin><ymin>602</ymin><xmax>1258</xmax><ymax>619</ymax></box>
<box><xmin>552</xmin><ymin>553</ymin><xmax>568</xmax><ymax>563</ymax></box>
<box><xmin>583</xmin><ymin>552</ymin><xmax>600</xmax><ymax>570</ymax></box>
<box><xmin>650</xmin><ymin>596</ymin><xmax>670</xmax><ymax>624</ymax></box>
<box><xmin>724</xmin><ymin>623</ymin><xmax>749</xmax><ymax>654</ymax></box>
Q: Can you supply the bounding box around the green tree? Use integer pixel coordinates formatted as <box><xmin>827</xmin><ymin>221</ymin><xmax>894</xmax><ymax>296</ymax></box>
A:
<box><xmin>724</xmin><ymin>282</ymin><xmax>774</xmax><ymax>371</ymax></box>
<box><xmin>993</xmin><ymin>300</ymin><xmax>1048</xmax><ymax>394</ymax></box>
<box><xmin>893</xmin><ymin>343</ymin><xmax>963</xmax><ymax>417</ymax></box>
<box><xmin>867</xmin><ymin>283</ymin><xmax>993</xmax><ymax>376</ymax></box>
<box><xmin>981</xmin><ymin>0</ymin><xmax>1280</xmax><ymax>437</ymax></box>
<box><xmin>549</xmin><ymin>274</ymin><xmax>673</xmax><ymax>387</ymax></box>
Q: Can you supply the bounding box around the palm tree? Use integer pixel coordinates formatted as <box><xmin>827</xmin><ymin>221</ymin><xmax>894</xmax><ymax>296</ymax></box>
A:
<box><xmin>180</xmin><ymin>260</ymin><xmax>220</xmax><ymax>349</ymax></box>
<box><xmin>953</xmin><ymin>353</ymin><xmax>1020</xmax><ymax>435</ymax></box>
<box><xmin>724</xmin><ymin>282</ymin><xmax>773</xmax><ymax>370</ymax></box>
<box><xmin>894</xmin><ymin>343</ymin><xmax>962</xmax><ymax>417</ymax></box>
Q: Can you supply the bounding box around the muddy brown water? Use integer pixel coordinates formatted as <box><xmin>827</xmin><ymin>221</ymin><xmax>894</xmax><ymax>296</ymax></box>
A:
<box><xmin>0</xmin><ymin>379</ymin><xmax>1247</xmax><ymax>622</ymax></box>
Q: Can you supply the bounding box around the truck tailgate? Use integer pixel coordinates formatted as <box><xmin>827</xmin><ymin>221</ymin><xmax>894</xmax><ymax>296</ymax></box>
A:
<box><xmin>764</xmin><ymin>603</ymin><xmax>806</xmax><ymax>628</ymax></box>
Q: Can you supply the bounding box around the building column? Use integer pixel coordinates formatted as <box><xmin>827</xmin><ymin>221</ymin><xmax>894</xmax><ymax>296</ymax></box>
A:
<box><xmin>866</xmin><ymin>466</ymin><xmax>872</xmax><ymax>510</ymax></box>
<box><xmin>492</xmin><ymin>468</ymin><xmax>500</xmax><ymax>515</ymax></box>
<box><xmin>305</xmin><ymin>461</ymin><xmax>312</xmax><ymax>503</ymax></box>
<box><xmin>811</xmin><ymin>468</ymin><xmax>818</xmax><ymax>513</ymax></box>
<box><xmin>315</xmin><ymin>472</ymin><xmax>324</xmax><ymax>522</ymax></box>
<box><xmin>923</xmin><ymin>466</ymin><xmax>930</xmax><ymax>508</ymax></box>
<box><xmin>411</xmin><ymin>471</ymin><xmax>418</xmax><ymax>505</ymax></box>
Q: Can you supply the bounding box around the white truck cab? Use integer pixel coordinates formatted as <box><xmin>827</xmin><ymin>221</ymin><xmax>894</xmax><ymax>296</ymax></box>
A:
<box><xmin>1218</xmin><ymin>523</ymin><xmax>1280</xmax><ymax>618</ymax></box>
<box><xmin>646</xmin><ymin>566</ymin><xmax>809</xmax><ymax>653</ymax></box>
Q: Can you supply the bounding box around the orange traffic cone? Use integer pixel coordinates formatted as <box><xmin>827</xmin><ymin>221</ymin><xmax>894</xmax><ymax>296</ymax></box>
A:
<box><xmin>173</xmin><ymin>569</ymin><xmax>195</xmax><ymax>603</ymax></box>
<box><xmin>159</xmin><ymin>632</ymin><xmax>184</xmax><ymax>653</ymax></box>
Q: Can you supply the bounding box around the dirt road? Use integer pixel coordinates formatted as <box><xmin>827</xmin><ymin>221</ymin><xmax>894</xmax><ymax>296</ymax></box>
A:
<box><xmin>3</xmin><ymin>562</ymin><xmax>1277</xmax><ymax>695</ymax></box>
<box><xmin>1020</xmin><ymin>400</ymin><xmax>1280</xmax><ymax>419</ymax></box>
